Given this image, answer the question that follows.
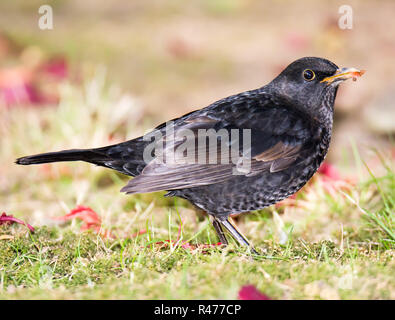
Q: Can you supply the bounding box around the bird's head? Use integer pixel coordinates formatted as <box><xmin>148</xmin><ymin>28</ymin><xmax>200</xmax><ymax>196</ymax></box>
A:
<box><xmin>268</xmin><ymin>57</ymin><xmax>364</xmax><ymax>124</ymax></box>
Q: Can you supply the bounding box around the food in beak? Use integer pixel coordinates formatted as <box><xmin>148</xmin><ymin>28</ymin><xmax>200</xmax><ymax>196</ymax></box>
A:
<box><xmin>321</xmin><ymin>67</ymin><xmax>365</xmax><ymax>83</ymax></box>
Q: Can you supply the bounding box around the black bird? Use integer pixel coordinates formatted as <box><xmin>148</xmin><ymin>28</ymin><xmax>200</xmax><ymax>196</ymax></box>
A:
<box><xmin>16</xmin><ymin>57</ymin><xmax>364</xmax><ymax>254</ymax></box>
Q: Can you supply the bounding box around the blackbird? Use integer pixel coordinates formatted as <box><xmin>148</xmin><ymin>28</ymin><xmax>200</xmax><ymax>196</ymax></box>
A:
<box><xmin>16</xmin><ymin>57</ymin><xmax>364</xmax><ymax>254</ymax></box>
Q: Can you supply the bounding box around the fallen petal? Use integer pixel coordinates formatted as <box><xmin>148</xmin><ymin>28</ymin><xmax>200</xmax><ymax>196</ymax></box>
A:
<box><xmin>53</xmin><ymin>205</ymin><xmax>113</xmax><ymax>238</ymax></box>
<box><xmin>53</xmin><ymin>205</ymin><xmax>101</xmax><ymax>225</ymax></box>
<box><xmin>238</xmin><ymin>285</ymin><xmax>271</xmax><ymax>300</ymax></box>
<box><xmin>0</xmin><ymin>212</ymin><xmax>35</xmax><ymax>232</ymax></box>
<box><xmin>40</xmin><ymin>57</ymin><xmax>68</xmax><ymax>79</ymax></box>
<box><xmin>318</xmin><ymin>162</ymin><xmax>341</xmax><ymax>180</ymax></box>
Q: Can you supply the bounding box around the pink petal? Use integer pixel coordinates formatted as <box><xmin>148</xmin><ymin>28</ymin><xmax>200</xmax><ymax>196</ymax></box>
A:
<box><xmin>0</xmin><ymin>212</ymin><xmax>35</xmax><ymax>232</ymax></box>
<box><xmin>318</xmin><ymin>162</ymin><xmax>341</xmax><ymax>180</ymax></box>
<box><xmin>39</xmin><ymin>57</ymin><xmax>68</xmax><ymax>79</ymax></box>
<box><xmin>53</xmin><ymin>205</ymin><xmax>101</xmax><ymax>225</ymax></box>
<box><xmin>53</xmin><ymin>205</ymin><xmax>113</xmax><ymax>238</ymax></box>
<box><xmin>238</xmin><ymin>285</ymin><xmax>271</xmax><ymax>300</ymax></box>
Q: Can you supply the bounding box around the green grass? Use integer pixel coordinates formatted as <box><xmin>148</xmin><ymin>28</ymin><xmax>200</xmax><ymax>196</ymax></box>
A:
<box><xmin>0</xmin><ymin>222</ymin><xmax>394</xmax><ymax>299</ymax></box>
<box><xmin>0</xmin><ymin>73</ymin><xmax>394</xmax><ymax>300</ymax></box>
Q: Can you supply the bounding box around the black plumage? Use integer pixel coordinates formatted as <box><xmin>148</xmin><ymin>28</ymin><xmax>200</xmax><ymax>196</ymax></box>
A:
<box><xmin>16</xmin><ymin>57</ymin><xmax>364</xmax><ymax>254</ymax></box>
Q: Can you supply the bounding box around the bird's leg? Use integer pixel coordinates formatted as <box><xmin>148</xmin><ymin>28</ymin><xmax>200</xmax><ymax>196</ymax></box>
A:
<box><xmin>219</xmin><ymin>216</ymin><xmax>259</xmax><ymax>255</ymax></box>
<box><xmin>211</xmin><ymin>217</ymin><xmax>228</xmax><ymax>245</ymax></box>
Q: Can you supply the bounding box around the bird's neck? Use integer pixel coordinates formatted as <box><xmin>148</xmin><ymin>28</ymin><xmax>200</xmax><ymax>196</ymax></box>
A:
<box><xmin>260</xmin><ymin>83</ymin><xmax>336</xmax><ymax>131</ymax></box>
<box><xmin>317</xmin><ymin>85</ymin><xmax>337</xmax><ymax>131</ymax></box>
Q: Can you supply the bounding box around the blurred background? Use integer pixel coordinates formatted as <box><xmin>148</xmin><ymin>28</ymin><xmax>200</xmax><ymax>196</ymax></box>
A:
<box><xmin>0</xmin><ymin>0</ymin><xmax>394</xmax><ymax>300</ymax></box>
<box><xmin>1</xmin><ymin>0</ymin><xmax>394</xmax><ymax>160</ymax></box>
<box><xmin>0</xmin><ymin>0</ymin><xmax>394</xmax><ymax>213</ymax></box>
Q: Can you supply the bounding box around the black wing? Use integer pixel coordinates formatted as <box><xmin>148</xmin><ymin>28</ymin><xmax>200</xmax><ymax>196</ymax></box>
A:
<box><xmin>120</xmin><ymin>90</ymin><xmax>314</xmax><ymax>194</ymax></box>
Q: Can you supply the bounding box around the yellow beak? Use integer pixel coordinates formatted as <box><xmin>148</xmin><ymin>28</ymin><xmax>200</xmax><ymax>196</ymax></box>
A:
<box><xmin>321</xmin><ymin>67</ymin><xmax>365</xmax><ymax>84</ymax></box>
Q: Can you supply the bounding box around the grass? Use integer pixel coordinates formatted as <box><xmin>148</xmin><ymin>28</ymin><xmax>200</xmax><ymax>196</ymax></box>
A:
<box><xmin>0</xmin><ymin>72</ymin><xmax>394</xmax><ymax>300</ymax></box>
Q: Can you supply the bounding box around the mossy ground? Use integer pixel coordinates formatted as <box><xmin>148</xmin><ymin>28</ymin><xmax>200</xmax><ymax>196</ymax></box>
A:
<box><xmin>1</xmin><ymin>81</ymin><xmax>394</xmax><ymax>298</ymax></box>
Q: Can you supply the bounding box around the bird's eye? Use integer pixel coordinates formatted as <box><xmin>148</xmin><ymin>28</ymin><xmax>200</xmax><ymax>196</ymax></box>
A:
<box><xmin>303</xmin><ymin>69</ymin><xmax>315</xmax><ymax>81</ymax></box>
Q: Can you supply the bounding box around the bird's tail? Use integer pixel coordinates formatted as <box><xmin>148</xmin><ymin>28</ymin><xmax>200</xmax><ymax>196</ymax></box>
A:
<box><xmin>16</xmin><ymin>139</ymin><xmax>146</xmax><ymax>176</ymax></box>
<box><xmin>15</xmin><ymin>149</ymin><xmax>108</xmax><ymax>165</ymax></box>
